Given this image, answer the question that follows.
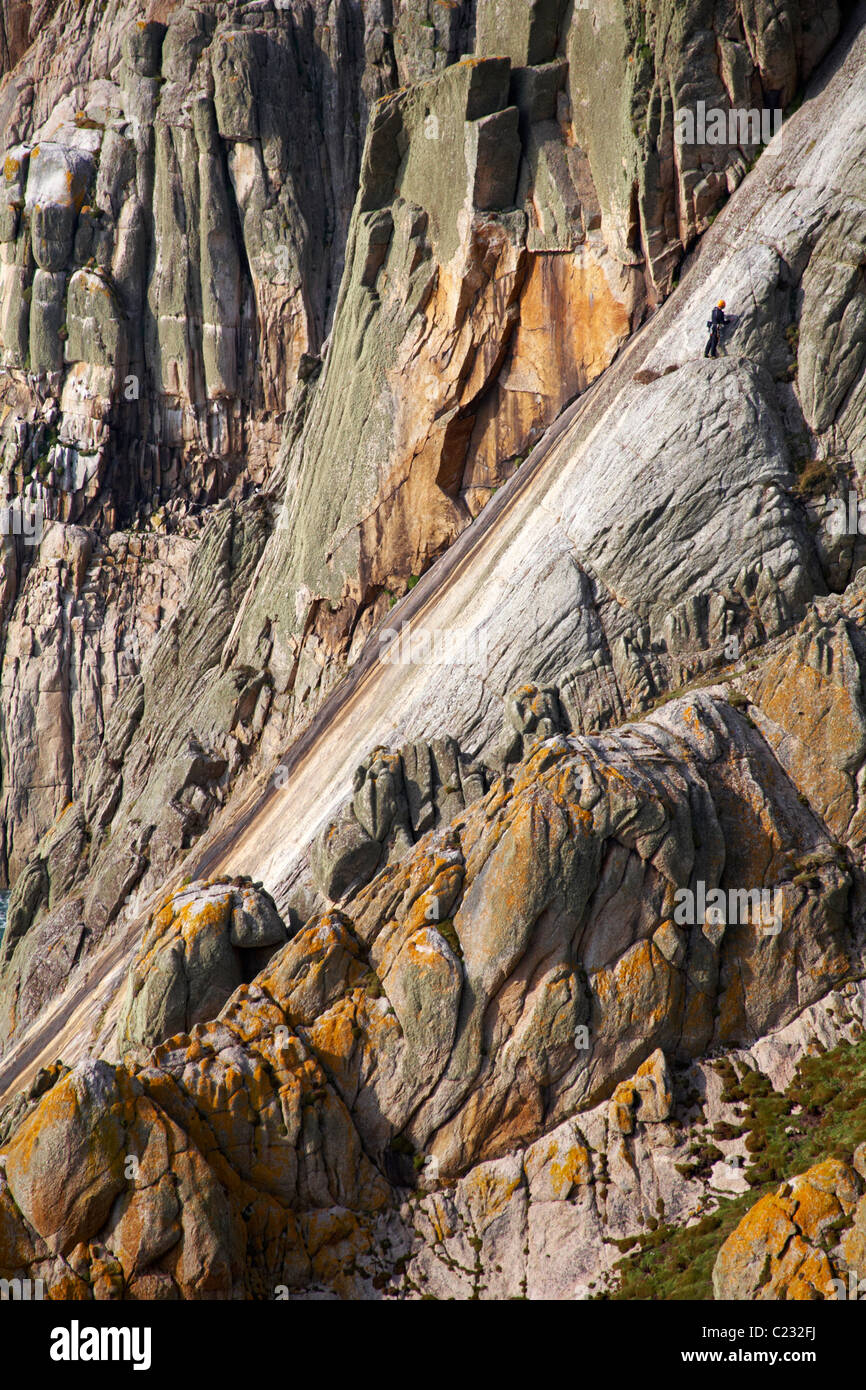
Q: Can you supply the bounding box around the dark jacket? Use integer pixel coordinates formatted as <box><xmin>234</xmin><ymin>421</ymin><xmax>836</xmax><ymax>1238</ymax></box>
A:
<box><xmin>709</xmin><ymin>306</ymin><xmax>728</xmax><ymax>329</ymax></box>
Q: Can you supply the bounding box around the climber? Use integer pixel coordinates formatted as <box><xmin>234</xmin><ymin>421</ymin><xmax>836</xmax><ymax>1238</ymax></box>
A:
<box><xmin>704</xmin><ymin>300</ymin><xmax>729</xmax><ymax>358</ymax></box>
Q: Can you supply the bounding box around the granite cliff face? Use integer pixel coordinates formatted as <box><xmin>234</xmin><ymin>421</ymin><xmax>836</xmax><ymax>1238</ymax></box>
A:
<box><xmin>0</xmin><ymin>0</ymin><xmax>844</xmax><ymax>878</ymax></box>
<box><xmin>1</xmin><ymin>0</ymin><xmax>866</xmax><ymax>1302</ymax></box>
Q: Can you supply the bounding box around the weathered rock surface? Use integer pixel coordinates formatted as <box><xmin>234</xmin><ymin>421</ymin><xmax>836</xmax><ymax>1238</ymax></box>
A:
<box><xmin>224</xmin><ymin>46</ymin><xmax>643</xmax><ymax>745</ymax></box>
<box><xmin>0</xmin><ymin>0</ymin><xmax>856</xmax><ymax>896</ymax></box>
<box><xmin>0</xmin><ymin>495</ymin><xmax>272</xmax><ymax>1043</ymax></box>
<box><xmin>0</xmin><ymin>0</ymin><xmax>409</xmax><ymax>868</ymax></box>
<box><xmin>0</xmin><ymin>0</ymin><xmax>865</xmax><ymax>1306</ymax></box>
<box><xmin>0</xmin><ymin>1</ymin><xmax>401</xmax><ymax>528</ymax></box>
<box><xmin>564</xmin><ymin>0</ymin><xmax>847</xmax><ymax>295</ymax></box>
<box><xmin>0</xmin><ymin>518</ymin><xmax>197</xmax><ymax>881</ymax></box>
<box><xmin>0</xmin><ymin>0</ymin><xmax>862</xmax><ymax>1051</ymax></box>
<box><xmin>713</xmin><ymin>1155</ymin><xmax>866</xmax><ymax>1300</ymax></box>
<box><xmin>1</xmin><ymin>675</ymin><xmax>863</xmax><ymax>1296</ymax></box>
<box><xmin>205</xmin><ymin>7</ymin><xmax>866</xmax><ymax>916</ymax></box>
<box><xmin>116</xmin><ymin>880</ymin><xmax>292</xmax><ymax>1056</ymax></box>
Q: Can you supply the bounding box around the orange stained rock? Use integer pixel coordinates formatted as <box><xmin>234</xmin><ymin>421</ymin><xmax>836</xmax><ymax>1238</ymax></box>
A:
<box><xmin>715</xmin><ymin>1159</ymin><xmax>865</xmax><ymax>1298</ymax></box>
<box><xmin>46</xmin><ymin>1271</ymin><xmax>91</xmax><ymax>1300</ymax></box>
<box><xmin>756</xmin><ymin>642</ymin><xmax>865</xmax><ymax>839</ymax></box>
<box><xmin>1</xmin><ymin>1070</ymin><xmax>132</xmax><ymax>1254</ymax></box>
<box><xmin>427</xmin><ymin>1191</ymin><xmax>458</xmax><ymax>1244</ymax></box>
<box><xmin>715</xmin><ymin>975</ymin><xmax>749</xmax><ymax>1043</ymax></box>
<box><xmin>304</xmin><ymin>993</ymin><xmax>373</xmax><ymax>1084</ymax></box>
<box><xmin>466</xmin><ymin>250</ymin><xmax>635</xmax><ymax>497</ymax></box>
<box><xmin>720</xmin><ymin>1191</ymin><xmax>796</xmax><ymax>1264</ymax></box>
<box><xmin>788</xmin><ymin>1158</ymin><xmax>861</xmax><ymax>1230</ymax></box>
<box><xmin>593</xmin><ymin>939</ymin><xmax>675</xmax><ymax>1033</ymax></box>
<box><xmin>462</xmin><ymin>1162</ymin><xmax>523</xmax><ymax>1227</ymax></box>
<box><xmin>549</xmin><ymin>1144</ymin><xmax>593</xmax><ymax>1197</ymax></box>
<box><xmin>783</xmin><ymin>1245</ymin><xmax>837</xmax><ymax>1300</ymax></box>
<box><xmin>302</xmin><ymin>1205</ymin><xmax>362</xmax><ymax>1257</ymax></box>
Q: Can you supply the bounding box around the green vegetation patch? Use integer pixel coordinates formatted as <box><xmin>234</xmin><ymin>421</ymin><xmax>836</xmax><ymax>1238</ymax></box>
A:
<box><xmin>603</xmin><ymin>1032</ymin><xmax>866</xmax><ymax>1301</ymax></box>
<box><xmin>793</xmin><ymin>455</ymin><xmax>836</xmax><ymax>498</ymax></box>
